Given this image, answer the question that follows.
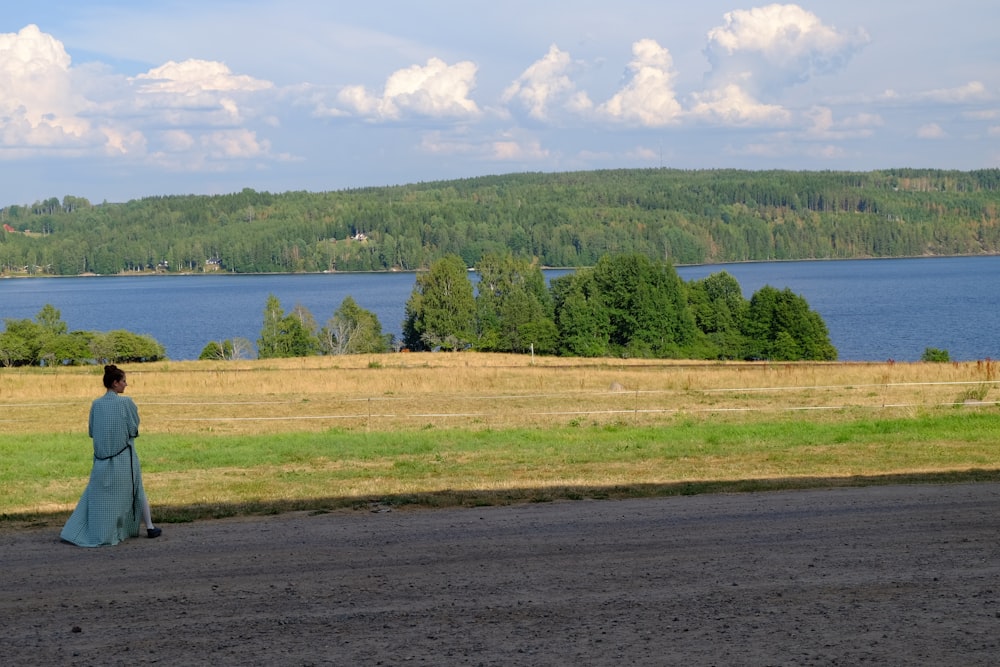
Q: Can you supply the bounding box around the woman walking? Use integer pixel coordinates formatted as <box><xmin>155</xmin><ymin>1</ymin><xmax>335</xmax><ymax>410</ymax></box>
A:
<box><xmin>61</xmin><ymin>365</ymin><xmax>161</xmax><ymax>546</ymax></box>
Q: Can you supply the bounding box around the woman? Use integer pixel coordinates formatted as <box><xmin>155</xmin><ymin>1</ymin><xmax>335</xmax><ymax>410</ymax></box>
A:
<box><xmin>61</xmin><ymin>365</ymin><xmax>162</xmax><ymax>546</ymax></box>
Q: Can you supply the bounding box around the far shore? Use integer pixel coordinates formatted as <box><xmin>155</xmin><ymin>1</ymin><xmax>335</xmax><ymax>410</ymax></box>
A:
<box><xmin>3</xmin><ymin>252</ymin><xmax>998</xmax><ymax>280</ymax></box>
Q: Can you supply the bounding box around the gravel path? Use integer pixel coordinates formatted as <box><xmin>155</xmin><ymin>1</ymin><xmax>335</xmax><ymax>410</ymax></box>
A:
<box><xmin>3</xmin><ymin>483</ymin><xmax>1000</xmax><ymax>666</ymax></box>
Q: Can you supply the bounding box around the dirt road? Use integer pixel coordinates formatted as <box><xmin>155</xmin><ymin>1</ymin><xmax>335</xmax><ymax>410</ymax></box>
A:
<box><xmin>3</xmin><ymin>483</ymin><xmax>999</xmax><ymax>666</ymax></box>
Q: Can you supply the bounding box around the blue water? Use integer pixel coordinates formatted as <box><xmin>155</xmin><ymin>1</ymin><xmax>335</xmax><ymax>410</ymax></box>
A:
<box><xmin>1</xmin><ymin>256</ymin><xmax>998</xmax><ymax>361</ymax></box>
<box><xmin>676</xmin><ymin>256</ymin><xmax>1000</xmax><ymax>362</ymax></box>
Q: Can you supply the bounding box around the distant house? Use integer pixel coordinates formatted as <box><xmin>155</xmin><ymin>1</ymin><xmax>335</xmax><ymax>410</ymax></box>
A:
<box><xmin>2</xmin><ymin>224</ymin><xmax>15</xmax><ymax>233</ymax></box>
<box><xmin>352</xmin><ymin>232</ymin><xmax>368</xmax><ymax>241</ymax></box>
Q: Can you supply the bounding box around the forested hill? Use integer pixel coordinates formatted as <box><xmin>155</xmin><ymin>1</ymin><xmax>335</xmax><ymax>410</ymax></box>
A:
<box><xmin>3</xmin><ymin>168</ymin><xmax>1000</xmax><ymax>275</ymax></box>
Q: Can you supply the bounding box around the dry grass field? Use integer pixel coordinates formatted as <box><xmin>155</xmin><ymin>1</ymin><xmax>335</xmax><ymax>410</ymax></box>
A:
<box><xmin>2</xmin><ymin>353</ymin><xmax>998</xmax><ymax>436</ymax></box>
<box><xmin>5</xmin><ymin>353</ymin><xmax>999</xmax><ymax>523</ymax></box>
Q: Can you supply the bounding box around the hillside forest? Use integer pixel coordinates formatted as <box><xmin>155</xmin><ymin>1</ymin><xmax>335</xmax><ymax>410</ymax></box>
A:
<box><xmin>2</xmin><ymin>168</ymin><xmax>1000</xmax><ymax>275</ymax></box>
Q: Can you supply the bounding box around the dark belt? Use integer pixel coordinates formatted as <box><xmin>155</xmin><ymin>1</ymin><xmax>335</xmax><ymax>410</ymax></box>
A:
<box><xmin>95</xmin><ymin>443</ymin><xmax>137</xmax><ymax>520</ymax></box>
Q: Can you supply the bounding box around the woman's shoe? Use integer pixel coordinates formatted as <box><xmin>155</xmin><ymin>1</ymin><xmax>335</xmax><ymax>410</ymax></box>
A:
<box><xmin>147</xmin><ymin>527</ymin><xmax>162</xmax><ymax>538</ymax></box>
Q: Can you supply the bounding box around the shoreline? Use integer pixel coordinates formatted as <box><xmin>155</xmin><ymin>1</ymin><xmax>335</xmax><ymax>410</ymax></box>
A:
<box><xmin>3</xmin><ymin>251</ymin><xmax>998</xmax><ymax>279</ymax></box>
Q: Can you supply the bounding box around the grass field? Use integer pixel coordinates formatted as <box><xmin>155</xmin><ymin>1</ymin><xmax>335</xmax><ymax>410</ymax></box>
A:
<box><xmin>2</xmin><ymin>354</ymin><xmax>999</xmax><ymax>526</ymax></box>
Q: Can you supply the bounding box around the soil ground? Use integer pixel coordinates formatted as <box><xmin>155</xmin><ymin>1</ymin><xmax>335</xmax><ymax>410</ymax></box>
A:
<box><xmin>3</xmin><ymin>483</ymin><xmax>1000</xmax><ymax>666</ymax></box>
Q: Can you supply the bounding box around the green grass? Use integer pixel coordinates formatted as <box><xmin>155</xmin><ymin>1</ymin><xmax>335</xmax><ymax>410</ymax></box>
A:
<box><xmin>4</xmin><ymin>410</ymin><xmax>1000</xmax><ymax>526</ymax></box>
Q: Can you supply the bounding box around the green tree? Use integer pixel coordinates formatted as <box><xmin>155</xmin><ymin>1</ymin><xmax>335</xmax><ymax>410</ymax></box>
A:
<box><xmin>921</xmin><ymin>347</ymin><xmax>950</xmax><ymax>362</ymax></box>
<box><xmin>319</xmin><ymin>296</ymin><xmax>389</xmax><ymax>354</ymax></box>
<box><xmin>743</xmin><ymin>286</ymin><xmax>837</xmax><ymax>361</ymax></box>
<box><xmin>32</xmin><ymin>304</ymin><xmax>90</xmax><ymax>365</ymax></box>
<box><xmin>551</xmin><ymin>272</ymin><xmax>611</xmax><ymax>357</ymax></box>
<box><xmin>257</xmin><ymin>294</ymin><xmax>319</xmax><ymax>358</ymax></box>
<box><xmin>257</xmin><ymin>294</ymin><xmax>285</xmax><ymax>358</ymax></box>
<box><xmin>1</xmin><ymin>304</ymin><xmax>165</xmax><ymax>365</ymax></box>
<box><xmin>402</xmin><ymin>254</ymin><xmax>476</xmax><ymax>351</ymax></box>
<box><xmin>290</xmin><ymin>303</ymin><xmax>319</xmax><ymax>339</ymax></box>
<box><xmin>0</xmin><ymin>323</ymin><xmax>35</xmax><ymax>366</ymax></box>
<box><xmin>199</xmin><ymin>340</ymin><xmax>232</xmax><ymax>360</ymax></box>
<box><xmin>40</xmin><ymin>331</ymin><xmax>92</xmax><ymax>366</ymax></box>
<box><xmin>687</xmin><ymin>271</ymin><xmax>749</xmax><ymax>359</ymax></box>
<box><xmin>474</xmin><ymin>253</ymin><xmax>557</xmax><ymax>354</ymax></box>
<box><xmin>0</xmin><ymin>317</ymin><xmax>42</xmax><ymax>365</ymax></box>
<box><xmin>579</xmin><ymin>253</ymin><xmax>700</xmax><ymax>358</ymax></box>
<box><xmin>199</xmin><ymin>337</ymin><xmax>253</xmax><ymax>360</ymax></box>
<box><xmin>35</xmin><ymin>304</ymin><xmax>67</xmax><ymax>335</ymax></box>
<box><xmin>89</xmin><ymin>330</ymin><xmax>166</xmax><ymax>363</ymax></box>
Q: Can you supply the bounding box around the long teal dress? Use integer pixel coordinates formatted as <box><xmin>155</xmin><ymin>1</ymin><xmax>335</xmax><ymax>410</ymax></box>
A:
<box><xmin>60</xmin><ymin>391</ymin><xmax>148</xmax><ymax>547</ymax></box>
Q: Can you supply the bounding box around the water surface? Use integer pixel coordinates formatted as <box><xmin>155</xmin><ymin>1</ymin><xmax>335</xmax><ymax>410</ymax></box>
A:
<box><xmin>2</xmin><ymin>256</ymin><xmax>998</xmax><ymax>361</ymax></box>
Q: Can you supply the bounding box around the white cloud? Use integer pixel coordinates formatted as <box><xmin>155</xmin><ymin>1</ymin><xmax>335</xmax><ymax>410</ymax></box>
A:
<box><xmin>333</xmin><ymin>57</ymin><xmax>481</xmax><ymax>121</ymax></box>
<box><xmin>0</xmin><ymin>25</ymin><xmax>96</xmax><ymax>150</ymax></box>
<box><xmin>334</xmin><ymin>85</ymin><xmax>380</xmax><ymax>117</ymax></box>
<box><xmin>100</xmin><ymin>127</ymin><xmax>146</xmax><ymax>156</ymax></box>
<box><xmin>919</xmin><ymin>81</ymin><xmax>989</xmax><ymax>104</ymax></box>
<box><xmin>867</xmin><ymin>81</ymin><xmax>990</xmax><ymax>108</ymax></box>
<box><xmin>418</xmin><ymin>128</ymin><xmax>550</xmax><ymax>164</ymax></box>
<box><xmin>0</xmin><ymin>24</ymin><xmax>281</xmax><ymax>170</ymax></box>
<box><xmin>687</xmin><ymin>5</ymin><xmax>868</xmax><ymax>129</ymax></box>
<box><xmin>160</xmin><ymin>130</ymin><xmax>196</xmax><ymax>152</ymax></box>
<box><xmin>502</xmin><ymin>44</ymin><xmax>589</xmax><ymax>121</ymax></box>
<box><xmin>124</xmin><ymin>61</ymin><xmax>279</xmax><ymax>167</ymax></box>
<box><xmin>704</xmin><ymin>4</ymin><xmax>869</xmax><ymax>94</ymax></box>
<box><xmin>917</xmin><ymin>123</ymin><xmax>946</xmax><ymax>139</ymax></box>
<box><xmin>597</xmin><ymin>39</ymin><xmax>682</xmax><ymax>127</ymax></box>
<box><xmin>688</xmin><ymin>83</ymin><xmax>791</xmax><ymax>125</ymax></box>
<box><xmin>801</xmin><ymin>106</ymin><xmax>880</xmax><ymax>139</ymax></box>
<box><xmin>134</xmin><ymin>59</ymin><xmax>273</xmax><ymax>95</ymax></box>
<box><xmin>419</xmin><ymin>130</ymin><xmax>477</xmax><ymax>156</ymax></box>
<box><xmin>840</xmin><ymin>112</ymin><xmax>883</xmax><ymax>129</ymax></box>
<box><xmin>490</xmin><ymin>136</ymin><xmax>549</xmax><ymax>161</ymax></box>
<box><xmin>202</xmin><ymin>129</ymin><xmax>270</xmax><ymax>159</ymax></box>
<box><xmin>626</xmin><ymin>145</ymin><xmax>660</xmax><ymax>162</ymax></box>
<box><xmin>129</xmin><ymin>59</ymin><xmax>275</xmax><ymax>131</ymax></box>
<box><xmin>149</xmin><ymin>128</ymin><xmax>272</xmax><ymax>171</ymax></box>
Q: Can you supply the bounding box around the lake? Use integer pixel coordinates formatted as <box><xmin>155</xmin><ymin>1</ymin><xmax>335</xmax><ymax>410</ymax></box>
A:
<box><xmin>1</xmin><ymin>256</ymin><xmax>999</xmax><ymax>362</ymax></box>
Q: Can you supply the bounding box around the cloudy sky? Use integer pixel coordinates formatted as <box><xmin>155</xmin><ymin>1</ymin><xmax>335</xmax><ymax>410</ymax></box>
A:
<box><xmin>2</xmin><ymin>1</ymin><xmax>998</xmax><ymax>205</ymax></box>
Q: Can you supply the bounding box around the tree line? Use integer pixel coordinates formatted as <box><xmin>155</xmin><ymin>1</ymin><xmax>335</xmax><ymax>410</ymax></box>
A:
<box><xmin>401</xmin><ymin>253</ymin><xmax>835</xmax><ymax>361</ymax></box>
<box><xmin>230</xmin><ymin>252</ymin><xmax>835</xmax><ymax>362</ymax></box>
<box><xmin>1</xmin><ymin>252</ymin><xmax>836</xmax><ymax>365</ymax></box>
<box><xmin>2</xmin><ymin>168</ymin><xmax>1000</xmax><ymax>276</ymax></box>
<box><xmin>0</xmin><ymin>304</ymin><xmax>165</xmax><ymax>366</ymax></box>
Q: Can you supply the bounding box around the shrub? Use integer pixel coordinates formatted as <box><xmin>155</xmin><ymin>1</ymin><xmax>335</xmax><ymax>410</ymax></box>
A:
<box><xmin>921</xmin><ymin>347</ymin><xmax>950</xmax><ymax>363</ymax></box>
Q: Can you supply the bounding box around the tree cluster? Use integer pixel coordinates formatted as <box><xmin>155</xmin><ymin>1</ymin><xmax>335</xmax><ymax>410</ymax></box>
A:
<box><xmin>2</xmin><ymin>169</ymin><xmax>1000</xmax><ymax>276</ymax></box>
<box><xmin>0</xmin><ymin>305</ymin><xmax>165</xmax><ymax>366</ymax></box>
<box><xmin>232</xmin><ymin>251</ymin><xmax>835</xmax><ymax>363</ymax></box>
<box><xmin>403</xmin><ymin>253</ymin><xmax>836</xmax><ymax>361</ymax></box>
<box><xmin>246</xmin><ymin>294</ymin><xmax>391</xmax><ymax>360</ymax></box>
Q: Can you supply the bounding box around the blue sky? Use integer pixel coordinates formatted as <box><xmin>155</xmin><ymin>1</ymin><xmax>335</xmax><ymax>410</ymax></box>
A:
<box><xmin>2</xmin><ymin>1</ymin><xmax>998</xmax><ymax>204</ymax></box>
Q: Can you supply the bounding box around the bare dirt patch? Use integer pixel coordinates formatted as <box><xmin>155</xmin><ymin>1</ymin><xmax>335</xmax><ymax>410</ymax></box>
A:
<box><xmin>3</xmin><ymin>483</ymin><xmax>999</xmax><ymax>665</ymax></box>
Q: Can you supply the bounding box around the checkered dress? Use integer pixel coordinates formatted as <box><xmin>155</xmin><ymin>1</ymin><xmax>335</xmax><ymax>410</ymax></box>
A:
<box><xmin>60</xmin><ymin>391</ymin><xmax>148</xmax><ymax>547</ymax></box>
